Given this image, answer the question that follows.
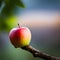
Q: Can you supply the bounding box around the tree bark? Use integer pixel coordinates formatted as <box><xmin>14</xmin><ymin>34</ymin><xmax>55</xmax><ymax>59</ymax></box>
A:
<box><xmin>22</xmin><ymin>45</ymin><xmax>60</xmax><ymax>60</ymax></box>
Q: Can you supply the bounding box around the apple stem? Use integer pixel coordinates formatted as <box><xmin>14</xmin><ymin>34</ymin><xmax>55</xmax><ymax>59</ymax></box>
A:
<box><xmin>18</xmin><ymin>23</ymin><xmax>20</xmax><ymax>28</ymax></box>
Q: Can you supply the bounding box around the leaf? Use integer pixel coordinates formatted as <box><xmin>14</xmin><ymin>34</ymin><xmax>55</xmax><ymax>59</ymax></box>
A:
<box><xmin>1</xmin><ymin>0</ymin><xmax>25</xmax><ymax>16</ymax></box>
<box><xmin>0</xmin><ymin>0</ymin><xmax>3</xmax><ymax>7</ymax></box>
<box><xmin>1</xmin><ymin>3</ymin><xmax>15</xmax><ymax>16</ymax></box>
<box><xmin>16</xmin><ymin>0</ymin><xmax>25</xmax><ymax>8</ymax></box>
<box><xmin>4</xmin><ymin>0</ymin><xmax>25</xmax><ymax>8</ymax></box>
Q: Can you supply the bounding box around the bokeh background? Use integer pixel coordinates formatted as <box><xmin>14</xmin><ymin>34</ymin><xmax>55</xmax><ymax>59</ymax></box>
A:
<box><xmin>0</xmin><ymin>0</ymin><xmax>60</xmax><ymax>60</ymax></box>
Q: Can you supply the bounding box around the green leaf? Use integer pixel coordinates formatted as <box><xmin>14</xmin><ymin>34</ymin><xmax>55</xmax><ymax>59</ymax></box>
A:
<box><xmin>4</xmin><ymin>0</ymin><xmax>25</xmax><ymax>8</ymax></box>
<box><xmin>1</xmin><ymin>3</ymin><xmax>15</xmax><ymax>16</ymax></box>
<box><xmin>0</xmin><ymin>0</ymin><xmax>3</xmax><ymax>7</ymax></box>
<box><xmin>16</xmin><ymin>0</ymin><xmax>25</xmax><ymax>8</ymax></box>
<box><xmin>1</xmin><ymin>0</ymin><xmax>25</xmax><ymax>16</ymax></box>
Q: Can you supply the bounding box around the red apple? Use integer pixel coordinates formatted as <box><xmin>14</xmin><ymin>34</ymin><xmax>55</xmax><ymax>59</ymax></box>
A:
<box><xmin>9</xmin><ymin>25</ymin><xmax>31</xmax><ymax>48</ymax></box>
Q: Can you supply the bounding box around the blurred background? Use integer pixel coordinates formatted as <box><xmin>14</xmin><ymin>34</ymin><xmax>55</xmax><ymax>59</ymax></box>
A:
<box><xmin>0</xmin><ymin>0</ymin><xmax>60</xmax><ymax>60</ymax></box>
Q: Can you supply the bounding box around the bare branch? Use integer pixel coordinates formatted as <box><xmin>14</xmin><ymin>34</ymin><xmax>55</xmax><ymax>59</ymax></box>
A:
<box><xmin>22</xmin><ymin>45</ymin><xmax>60</xmax><ymax>60</ymax></box>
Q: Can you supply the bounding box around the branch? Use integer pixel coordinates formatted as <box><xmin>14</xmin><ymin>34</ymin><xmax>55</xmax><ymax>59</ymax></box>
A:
<box><xmin>21</xmin><ymin>45</ymin><xmax>60</xmax><ymax>60</ymax></box>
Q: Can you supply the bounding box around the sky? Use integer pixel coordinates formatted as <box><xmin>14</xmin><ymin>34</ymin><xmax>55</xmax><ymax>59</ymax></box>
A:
<box><xmin>18</xmin><ymin>10</ymin><xmax>60</xmax><ymax>28</ymax></box>
<box><xmin>17</xmin><ymin>0</ymin><xmax>60</xmax><ymax>28</ymax></box>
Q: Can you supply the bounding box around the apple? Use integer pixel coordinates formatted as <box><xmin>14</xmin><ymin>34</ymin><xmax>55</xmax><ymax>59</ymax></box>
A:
<box><xmin>9</xmin><ymin>24</ymin><xmax>31</xmax><ymax>48</ymax></box>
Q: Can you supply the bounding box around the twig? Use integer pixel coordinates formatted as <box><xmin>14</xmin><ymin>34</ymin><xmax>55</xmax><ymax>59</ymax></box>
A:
<box><xmin>21</xmin><ymin>45</ymin><xmax>60</xmax><ymax>60</ymax></box>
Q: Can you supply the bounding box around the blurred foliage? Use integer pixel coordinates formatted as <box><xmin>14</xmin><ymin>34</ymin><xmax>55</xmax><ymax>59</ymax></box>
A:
<box><xmin>0</xmin><ymin>0</ymin><xmax>25</xmax><ymax>32</ymax></box>
<box><xmin>0</xmin><ymin>16</ymin><xmax>17</xmax><ymax>32</ymax></box>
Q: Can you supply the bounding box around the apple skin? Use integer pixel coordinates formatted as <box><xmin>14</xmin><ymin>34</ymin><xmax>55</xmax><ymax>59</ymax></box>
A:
<box><xmin>9</xmin><ymin>27</ymin><xmax>31</xmax><ymax>48</ymax></box>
